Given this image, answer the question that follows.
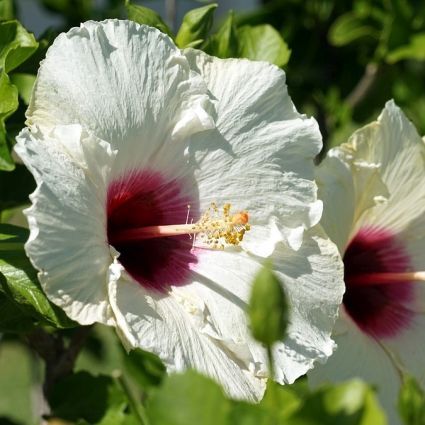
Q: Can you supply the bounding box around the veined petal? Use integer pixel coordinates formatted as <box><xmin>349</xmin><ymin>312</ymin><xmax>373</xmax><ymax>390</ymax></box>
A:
<box><xmin>108</xmin><ymin>262</ymin><xmax>266</xmax><ymax>401</ymax></box>
<box><xmin>313</xmin><ymin>101</ymin><xmax>425</xmax><ymax>424</ymax></box>
<box><xmin>15</xmin><ymin>126</ymin><xmax>115</xmax><ymax>325</ymax></box>
<box><xmin>184</xmin><ymin>49</ymin><xmax>323</xmax><ymax>254</ymax></box>
<box><xmin>319</xmin><ymin>100</ymin><xmax>425</xmax><ymax>251</ymax></box>
<box><xmin>27</xmin><ymin>20</ymin><xmax>215</xmax><ymax>173</ymax></box>
<box><xmin>271</xmin><ymin>226</ymin><xmax>344</xmax><ymax>383</ymax></box>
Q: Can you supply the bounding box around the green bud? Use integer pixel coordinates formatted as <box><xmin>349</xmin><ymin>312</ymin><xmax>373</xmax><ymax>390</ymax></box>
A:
<box><xmin>248</xmin><ymin>261</ymin><xmax>289</xmax><ymax>346</ymax></box>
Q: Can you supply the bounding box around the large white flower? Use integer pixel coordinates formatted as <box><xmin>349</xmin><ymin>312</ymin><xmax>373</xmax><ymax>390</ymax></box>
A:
<box><xmin>310</xmin><ymin>100</ymin><xmax>425</xmax><ymax>424</ymax></box>
<box><xmin>16</xmin><ymin>20</ymin><xmax>344</xmax><ymax>400</ymax></box>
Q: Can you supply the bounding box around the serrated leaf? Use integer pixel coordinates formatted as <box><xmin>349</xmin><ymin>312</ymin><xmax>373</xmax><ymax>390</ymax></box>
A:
<box><xmin>204</xmin><ymin>11</ymin><xmax>239</xmax><ymax>58</ymax></box>
<box><xmin>0</xmin><ymin>223</ymin><xmax>75</xmax><ymax>328</ymax></box>
<box><xmin>248</xmin><ymin>261</ymin><xmax>289</xmax><ymax>346</ymax></box>
<box><xmin>398</xmin><ymin>375</ymin><xmax>425</xmax><ymax>425</ymax></box>
<box><xmin>0</xmin><ymin>20</ymin><xmax>38</xmax><ymax>73</ymax></box>
<box><xmin>237</xmin><ymin>24</ymin><xmax>291</xmax><ymax>67</ymax></box>
<box><xmin>329</xmin><ymin>12</ymin><xmax>380</xmax><ymax>47</ymax></box>
<box><xmin>125</xmin><ymin>1</ymin><xmax>172</xmax><ymax>37</ymax></box>
<box><xmin>176</xmin><ymin>3</ymin><xmax>217</xmax><ymax>48</ymax></box>
<box><xmin>123</xmin><ymin>347</ymin><xmax>165</xmax><ymax>390</ymax></box>
<box><xmin>147</xmin><ymin>371</ymin><xmax>230</xmax><ymax>425</ymax></box>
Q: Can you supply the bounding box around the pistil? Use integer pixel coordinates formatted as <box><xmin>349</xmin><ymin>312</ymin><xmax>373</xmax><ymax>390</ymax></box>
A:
<box><xmin>348</xmin><ymin>271</ymin><xmax>425</xmax><ymax>286</ymax></box>
<box><xmin>110</xmin><ymin>203</ymin><xmax>250</xmax><ymax>249</ymax></box>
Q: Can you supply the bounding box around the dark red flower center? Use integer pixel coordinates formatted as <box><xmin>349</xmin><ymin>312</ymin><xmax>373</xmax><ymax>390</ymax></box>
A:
<box><xmin>107</xmin><ymin>170</ymin><xmax>198</xmax><ymax>292</ymax></box>
<box><xmin>343</xmin><ymin>227</ymin><xmax>414</xmax><ymax>338</ymax></box>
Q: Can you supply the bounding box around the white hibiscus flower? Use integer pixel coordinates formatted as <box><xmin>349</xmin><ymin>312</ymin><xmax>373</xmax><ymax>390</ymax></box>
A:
<box><xmin>310</xmin><ymin>100</ymin><xmax>425</xmax><ymax>424</ymax></box>
<box><xmin>16</xmin><ymin>20</ymin><xmax>344</xmax><ymax>400</ymax></box>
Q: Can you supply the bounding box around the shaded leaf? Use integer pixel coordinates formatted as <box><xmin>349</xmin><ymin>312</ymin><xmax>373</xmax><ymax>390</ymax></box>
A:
<box><xmin>176</xmin><ymin>3</ymin><xmax>217</xmax><ymax>48</ymax></box>
<box><xmin>10</xmin><ymin>73</ymin><xmax>35</xmax><ymax>105</ymax></box>
<box><xmin>0</xmin><ymin>292</ymin><xmax>35</xmax><ymax>333</ymax></box>
<box><xmin>125</xmin><ymin>1</ymin><xmax>172</xmax><ymax>37</ymax></box>
<box><xmin>0</xmin><ymin>70</ymin><xmax>17</xmax><ymax>171</ymax></box>
<box><xmin>123</xmin><ymin>347</ymin><xmax>166</xmax><ymax>390</ymax></box>
<box><xmin>387</xmin><ymin>33</ymin><xmax>425</xmax><ymax>63</ymax></box>
<box><xmin>0</xmin><ymin>223</ymin><xmax>75</xmax><ymax>328</ymax></box>
<box><xmin>204</xmin><ymin>11</ymin><xmax>239</xmax><ymax>58</ymax></box>
<box><xmin>0</xmin><ymin>20</ymin><xmax>38</xmax><ymax>73</ymax></box>
<box><xmin>329</xmin><ymin>12</ymin><xmax>380</xmax><ymax>47</ymax></box>
<box><xmin>49</xmin><ymin>371</ymin><xmax>136</xmax><ymax>424</ymax></box>
<box><xmin>0</xmin><ymin>163</ymin><xmax>35</xmax><ymax>212</ymax></box>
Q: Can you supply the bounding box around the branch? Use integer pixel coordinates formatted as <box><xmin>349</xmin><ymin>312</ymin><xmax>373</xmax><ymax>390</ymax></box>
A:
<box><xmin>346</xmin><ymin>63</ymin><xmax>379</xmax><ymax>109</ymax></box>
<box><xmin>27</xmin><ymin>326</ymin><xmax>92</xmax><ymax>396</ymax></box>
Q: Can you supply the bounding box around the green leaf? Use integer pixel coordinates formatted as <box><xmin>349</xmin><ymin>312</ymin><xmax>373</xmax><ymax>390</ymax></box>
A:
<box><xmin>147</xmin><ymin>370</ymin><xmax>230</xmax><ymax>425</ymax></box>
<box><xmin>0</xmin><ymin>0</ymin><xmax>14</xmax><ymax>20</ymax></box>
<box><xmin>176</xmin><ymin>3</ymin><xmax>217</xmax><ymax>48</ymax></box>
<box><xmin>328</xmin><ymin>12</ymin><xmax>380</xmax><ymax>47</ymax></box>
<box><xmin>0</xmin><ymin>20</ymin><xmax>38</xmax><ymax>73</ymax></box>
<box><xmin>0</xmin><ymin>292</ymin><xmax>36</xmax><ymax>333</ymax></box>
<box><xmin>237</xmin><ymin>24</ymin><xmax>291</xmax><ymax>67</ymax></box>
<box><xmin>123</xmin><ymin>348</ymin><xmax>166</xmax><ymax>390</ymax></box>
<box><xmin>49</xmin><ymin>371</ymin><xmax>137</xmax><ymax>424</ymax></box>
<box><xmin>248</xmin><ymin>261</ymin><xmax>289</xmax><ymax>346</ymax></box>
<box><xmin>260</xmin><ymin>380</ymin><xmax>307</xmax><ymax>421</ymax></box>
<box><xmin>205</xmin><ymin>11</ymin><xmax>239</xmax><ymax>58</ymax></box>
<box><xmin>0</xmin><ymin>69</ymin><xmax>17</xmax><ymax>123</ymax></box>
<box><xmin>386</xmin><ymin>33</ymin><xmax>425</xmax><ymax>63</ymax></box>
<box><xmin>10</xmin><ymin>73</ymin><xmax>35</xmax><ymax>105</ymax></box>
<box><xmin>0</xmin><ymin>223</ymin><xmax>75</xmax><ymax>328</ymax></box>
<box><xmin>228</xmin><ymin>401</ymin><xmax>273</xmax><ymax>425</ymax></box>
<box><xmin>125</xmin><ymin>1</ymin><xmax>172</xmax><ymax>37</ymax></box>
<box><xmin>286</xmin><ymin>380</ymin><xmax>387</xmax><ymax>425</ymax></box>
<box><xmin>0</xmin><ymin>70</ymin><xmax>17</xmax><ymax>171</ymax></box>
<box><xmin>398</xmin><ymin>375</ymin><xmax>425</xmax><ymax>425</ymax></box>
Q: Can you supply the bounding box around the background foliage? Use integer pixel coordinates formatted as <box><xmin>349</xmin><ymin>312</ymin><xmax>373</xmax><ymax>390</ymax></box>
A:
<box><xmin>0</xmin><ymin>0</ymin><xmax>425</xmax><ymax>424</ymax></box>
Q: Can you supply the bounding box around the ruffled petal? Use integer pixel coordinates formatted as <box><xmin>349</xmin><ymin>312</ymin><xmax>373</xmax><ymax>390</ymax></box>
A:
<box><xmin>15</xmin><ymin>125</ymin><xmax>115</xmax><ymax>325</ymax></box>
<box><xmin>184</xmin><ymin>49</ymin><xmax>323</xmax><ymax>254</ymax></box>
<box><xmin>319</xmin><ymin>100</ymin><xmax>425</xmax><ymax>252</ymax></box>
<box><xmin>271</xmin><ymin>226</ymin><xmax>345</xmax><ymax>383</ymax></box>
<box><xmin>107</xmin><ymin>261</ymin><xmax>266</xmax><ymax>401</ymax></box>
<box><xmin>28</xmin><ymin>20</ymin><xmax>215</xmax><ymax>174</ymax></box>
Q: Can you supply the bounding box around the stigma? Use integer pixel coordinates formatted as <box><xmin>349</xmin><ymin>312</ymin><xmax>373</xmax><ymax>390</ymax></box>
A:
<box><xmin>110</xmin><ymin>203</ymin><xmax>250</xmax><ymax>249</ymax></box>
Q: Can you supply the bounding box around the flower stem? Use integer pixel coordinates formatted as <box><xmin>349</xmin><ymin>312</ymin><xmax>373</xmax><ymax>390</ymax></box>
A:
<box><xmin>115</xmin><ymin>372</ymin><xmax>151</xmax><ymax>425</ymax></box>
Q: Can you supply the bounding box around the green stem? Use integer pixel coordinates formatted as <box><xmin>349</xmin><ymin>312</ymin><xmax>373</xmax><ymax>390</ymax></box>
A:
<box><xmin>267</xmin><ymin>345</ymin><xmax>274</xmax><ymax>380</ymax></box>
<box><xmin>116</xmin><ymin>373</ymin><xmax>151</xmax><ymax>425</ymax></box>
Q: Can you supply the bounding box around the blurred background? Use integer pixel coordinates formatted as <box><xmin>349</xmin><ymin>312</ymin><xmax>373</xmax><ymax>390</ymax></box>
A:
<box><xmin>2</xmin><ymin>1</ymin><xmax>425</xmax><ymax>423</ymax></box>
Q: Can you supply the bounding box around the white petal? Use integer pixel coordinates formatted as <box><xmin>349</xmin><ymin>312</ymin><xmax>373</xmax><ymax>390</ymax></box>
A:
<box><xmin>308</xmin><ymin>312</ymin><xmax>399</xmax><ymax>425</ymax></box>
<box><xmin>27</xmin><ymin>20</ymin><xmax>215</xmax><ymax>176</ymax></box>
<box><xmin>316</xmin><ymin>138</ymin><xmax>389</xmax><ymax>253</ymax></box>
<box><xmin>319</xmin><ymin>100</ymin><xmax>425</xmax><ymax>251</ymax></box>
<box><xmin>15</xmin><ymin>126</ymin><xmax>115</xmax><ymax>325</ymax></box>
<box><xmin>271</xmin><ymin>226</ymin><xmax>345</xmax><ymax>383</ymax></box>
<box><xmin>107</xmin><ymin>264</ymin><xmax>266</xmax><ymax>401</ymax></box>
<box><xmin>184</xmin><ymin>49</ymin><xmax>322</xmax><ymax>255</ymax></box>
